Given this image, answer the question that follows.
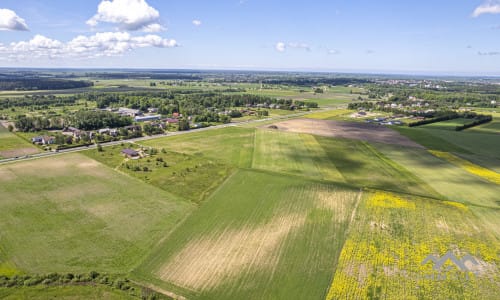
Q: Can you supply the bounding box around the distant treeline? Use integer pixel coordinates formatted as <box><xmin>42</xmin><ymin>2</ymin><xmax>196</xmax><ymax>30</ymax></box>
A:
<box><xmin>0</xmin><ymin>78</ymin><xmax>93</xmax><ymax>91</ymax></box>
<box><xmin>259</xmin><ymin>78</ymin><xmax>371</xmax><ymax>87</ymax></box>
<box><xmin>0</xmin><ymin>95</ymin><xmax>79</xmax><ymax>109</ymax></box>
<box><xmin>87</xmin><ymin>72</ymin><xmax>203</xmax><ymax>80</ymax></box>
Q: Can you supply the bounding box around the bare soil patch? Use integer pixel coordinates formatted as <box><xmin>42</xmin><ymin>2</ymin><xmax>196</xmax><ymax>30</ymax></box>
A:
<box><xmin>157</xmin><ymin>213</ymin><xmax>306</xmax><ymax>291</ymax></box>
<box><xmin>0</xmin><ymin>147</ymin><xmax>39</xmax><ymax>158</ymax></box>
<box><xmin>268</xmin><ymin>118</ymin><xmax>424</xmax><ymax>148</ymax></box>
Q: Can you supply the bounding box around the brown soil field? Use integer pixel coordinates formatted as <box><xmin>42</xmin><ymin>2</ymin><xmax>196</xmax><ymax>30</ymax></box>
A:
<box><xmin>267</xmin><ymin>119</ymin><xmax>424</xmax><ymax>148</ymax></box>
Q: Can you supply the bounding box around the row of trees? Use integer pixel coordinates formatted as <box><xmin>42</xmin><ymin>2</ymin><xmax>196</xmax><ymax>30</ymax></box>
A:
<box><xmin>0</xmin><ymin>79</ymin><xmax>92</xmax><ymax>91</ymax></box>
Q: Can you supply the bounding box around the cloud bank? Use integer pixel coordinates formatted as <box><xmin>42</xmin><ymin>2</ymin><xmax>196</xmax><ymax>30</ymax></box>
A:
<box><xmin>0</xmin><ymin>8</ymin><xmax>29</xmax><ymax>31</ymax></box>
<box><xmin>473</xmin><ymin>0</ymin><xmax>500</xmax><ymax>17</ymax></box>
<box><xmin>0</xmin><ymin>32</ymin><xmax>177</xmax><ymax>61</ymax></box>
<box><xmin>87</xmin><ymin>0</ymin><xmax>164</xmax><ymax>32</ymax></box>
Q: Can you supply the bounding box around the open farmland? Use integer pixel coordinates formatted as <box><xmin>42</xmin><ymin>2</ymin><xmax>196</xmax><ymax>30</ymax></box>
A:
<box><xmin>0</xmin><ymin>124</ymin><xmax>39</xmax><ymax>159</ymax></box>
<box><xmin>0</xmin><ymin>153</ymin><xmax>192</xmax><ymax>275</ymax></box>
<box><xmin>326</xmin><ymin>191</ymin><xmax>500</xmax><ymax>299</ymax></box>
<box><xmin>134</xmin><ymin>170</ymin><xmax>361</xmax><ymax>300</ymax></box>
<box><xmin>270</xmin><ymin>118</ymin><xmax>424</xmax><ymax>148</ymax></box>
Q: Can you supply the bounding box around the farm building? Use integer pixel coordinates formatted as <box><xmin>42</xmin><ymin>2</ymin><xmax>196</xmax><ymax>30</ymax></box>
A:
<box><xmin>121</xmin><ymin>149</ymin><xmax>139</xmax><ymax>158</ymax></box>
<box><xmin>135</xmin><ymin>115</ymin><xmax>161</xmax><ymax>122</ymax></box>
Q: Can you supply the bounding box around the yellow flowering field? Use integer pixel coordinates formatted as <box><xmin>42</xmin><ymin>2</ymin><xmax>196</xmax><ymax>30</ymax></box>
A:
<box><xmin>429</xmin><ymin>150</ymin><xmax>500</xmax><ymax>185</ymax></box>
<box><xmin>326</xmin><ymin>191</ymin><xmax>500</xmax><ymax>299</ymax></box>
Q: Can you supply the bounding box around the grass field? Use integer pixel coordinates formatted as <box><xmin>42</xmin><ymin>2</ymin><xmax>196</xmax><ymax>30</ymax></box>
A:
<box><xmin>326</xmin><ymin>191</ymin><xmax>500</xmax><ymax>299</ymax></box>
<box><xmin>83</xmin><ymin>144</ymin><xmax>232</xmax><ymax>204</ymax></box>
<box><xmin>0</xmin><ymin>125</ymin><xmax>40</xmax><ymax>159</ymax></box>
<box><xmin>134</xmin><ymin>169</ymin><xmax>361</xmax><ymax>300</ymax></box>
<box><xmin>0</xmin><ymin>153</ymin><xmax>192</xmax><ymax>275</ymax></box>
<box><xmin>374</xmin><ymin>144</ymin><xmax>500</xmax><ymax>208</ymax></box>
<box><xmin>316</xmin><ymin>137</ymin><xmax>440</xmax><ymax>198</ymax></box>
<box><xmin>142</xmin><ymin>127</ymin><xmax>255</xmax><ymax>168</ymax></box>
<box><xmin>421</xmin><ymin>118</ymin><xmax>475</xmax><ymax>130</ymax></box>
<box><xmin>0</xmin><ymin>286</ymin><xmax>137</xmax><ymax>300</ymax></box>
<box><xmin>304</xmin><ymin>109</ymin><xmax>353</xmax><ymax>120</ymax></box>
<box><xmin>252</xmin><ymin>130</ymin><xmax>345</xmax><ymax>182</ymax></box>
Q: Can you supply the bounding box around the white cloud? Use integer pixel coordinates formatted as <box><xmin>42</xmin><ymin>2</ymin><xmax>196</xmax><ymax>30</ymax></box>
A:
<box><xmin>275</xmin><ymin>42</ymin><xmax>286</xmax><ymax>52</ymax></box>
<box><xmin>0</xmin><ymin>32</ymin><xmax>177</xmax><ymax>61</ymax></box>
<box><xmin>478</xmin><ymin>51</ymin><xmax>500</xmax><ymax>56</ymax></box>
<box><xmin>0</xmin><ymin>8</ymin><xmax>29</xmax><ymax>31</ymax></box>
<box><xmin>472</xmin><ymin>0</ymin><xmax>500</xmax><ymax>17</ymax></box>
<box><xmin>327</xmin><ymin>49</ymin><xmax>340</xmax><ymax>55</ymax></box>
<box><xmin>275</xmin><ymin>41</ymin><xmax>311</xmax><ymax>53</ymax></box>
<box><xmin>192</xmin><ymin>19</ymin><xmax>202</xmax><ymax>26</ymax></box>
<box><xmin>87</xmin><ymin>0</ymin><xmax>164</xmax><ymax>32</ymax></box>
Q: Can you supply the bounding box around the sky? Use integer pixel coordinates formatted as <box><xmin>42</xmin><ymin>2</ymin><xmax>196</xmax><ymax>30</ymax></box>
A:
<box><xmin>0</xmin><ymin>0</ymin><xmax>500</xmax><ymax>75</ymax></box>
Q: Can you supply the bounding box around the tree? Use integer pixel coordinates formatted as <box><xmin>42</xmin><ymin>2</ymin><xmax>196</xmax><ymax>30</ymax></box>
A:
<box><xmin>97</xmin><ymin>143</ymin><xmax>103</xmax><ymax>152</ymax></box>
<box><xmin>7</xmin><ymin>124</ymin><xmax>13</xmax><ymax>132</ymax></box>
<box><xmin>178</xmin><ymin>119</ymin><xmax>190</xmax><ymax>131</ymax></box>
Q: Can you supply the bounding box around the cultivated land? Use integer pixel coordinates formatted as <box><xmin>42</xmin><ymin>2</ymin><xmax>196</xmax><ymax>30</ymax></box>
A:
<box><xmin>0</xmin><ymin>153</ymin><xmax>192</xmax><ymax>275</ymax></box>
<box><xmin>1</xmin><ymin>73</ymin><xmax>500</xmax><ymax>299</ymax></box>
<box><xmin>134</xmin><ymin>170</ymin><xmax>361</xmax><ymax>300</ymax></box>
<box><xmin>0</xmin><ymin>124</ymin><xmax>39</xmax><ymax>159</ymax></box>
<box><xmin>270</xmin><ymin>118</ymin><xmax>424</xmax><ymax>148</ymax></box>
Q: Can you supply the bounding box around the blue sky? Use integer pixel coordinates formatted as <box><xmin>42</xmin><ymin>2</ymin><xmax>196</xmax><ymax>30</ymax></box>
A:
<box><xmin>0</xmin><ymin>0</ymin><xmax>500</xmax><ymax>75</ymax></box>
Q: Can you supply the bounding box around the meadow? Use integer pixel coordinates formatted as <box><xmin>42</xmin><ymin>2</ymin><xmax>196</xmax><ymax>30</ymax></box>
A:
<box><xmin>0</xmin><ymin>286</ymin><xmax>137</xmax><ymax>300</ymax></box>
<box><xmin>0</xmin><ymin>153</ymin><xmax>192</xmax><ymax>275</ymax></box>
<box><xmin>0</xmin><ymin>125</ymin><xmax>39</xmax><ymax>158</ymax></box>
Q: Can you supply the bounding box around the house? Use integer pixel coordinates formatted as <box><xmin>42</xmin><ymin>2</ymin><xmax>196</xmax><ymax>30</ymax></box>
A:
<box><xmin>109</xmin><ymin>129</ymin><xmax>118</xmax><ymax>137</ymax></box>
<box><xmin>147</xmin><ymin>107</ymin><xmax>159</xmax><ymax>113</ymax></box>
<box><xmin>31</xmin><ymin>136</ymin><xmax>43</xmax><ymax>144</ymax></box>
<box><xmin>134</xmin><ymin>115</ymin><xmax>161</xmax><ymax>122</ymax></box>
<box><xmin>164</xmin><ymin>118</ymin><xmax>179</xmax><ymax>124</ymax></box>
<box><xmin>63</xmin><ymin>126</ymin><xmax>82</xmax><ymax>138</ymax></box>
<box><xmin>118</xmin><ymin>107</ymin><xmax>141</xmax><ymax>117</ymax></box>
<box><xmin>124</xmin><ymin>125</ymin><xmax>141</xmax><ymax>132</ymax></box>
<box><xmin>98</xmin><ymin>128</ymin><xmax>110</xmax><ymax>135</ymax></box>
<box><xmin>42</xmin><ymin>136</ymin><xmax>55</xmax><ymax>145</ymax></box>
<box><xmin>121</xmin><ymin>148</ymin><xmax>139</xmax><ymax>158</ymax></box>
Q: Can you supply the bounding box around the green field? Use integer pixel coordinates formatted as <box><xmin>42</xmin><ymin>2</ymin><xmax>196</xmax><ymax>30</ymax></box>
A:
<box><xmin>0</xmin><ymin>153</ymin><xmax>192</xmax><ymax>275</ymax></box>
<box><xmin>2</xmin><ymin>114</ymin><xmax>500</xmax><ymax>299</ymax></box>
<box><xmin>83</xmin><ymin>144</ymin><xmax>232</xmax><ymax>204</ymax></box>
<box><xmin>134</xmin><ymin>169</ymin><xmax>361</xmax><ymax>300</ymax></box>
<box><xmin>374</xmin><ymin>144</ymin><xmax>500</xmax><ymax>208</ymax></box>
<box><xmin>251</xmin><ymin>130</ymin><xmax>344</xmax><ymax>182</ymax></box>
<box><xmin>0</xmin><ymin>286</ymin><xmax>137</xmax><ymax>300</ymax></box>
<box><xmin>142</xmin><ymin>127</ymin><xmax>255</xmax><ymax>168</ymax></box>
<box><xmin>0</xmin><ymin>125</ymin><xmax>40</xmax><ymax>158</ymax></box>
<box><xmin>421</xmin><ymin>118</ymin><xmax>475</xmax><ymax>130</ymax></box>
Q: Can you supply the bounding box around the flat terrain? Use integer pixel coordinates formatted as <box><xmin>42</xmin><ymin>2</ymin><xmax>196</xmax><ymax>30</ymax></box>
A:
<box><xmin>0</xmin><ymin>153</ymin><xmax>192</xmax><ymax>275</ymax></box>
<box><xmin>0</xmin><ymin>286</ymin><xmax>136</xmax><ymax>300</ymax></box>
<box><xmin>269</xmin><ymin>118</ymin><xmax>424</xmax><ymax>148</ymax></box>
<box><xmin>326</xmin><ymin>191</ymin><xmax>500</xmax><ymax>299</ymax></box>
<box><xmin>134</xmin><ymin>170</ymin><xmax>361</xmax><ymax>300</ymax></box>
<box><xmin>0</xmin><ymin>125</ymin><xmax>39</xmax><ymax>159</ymax></box>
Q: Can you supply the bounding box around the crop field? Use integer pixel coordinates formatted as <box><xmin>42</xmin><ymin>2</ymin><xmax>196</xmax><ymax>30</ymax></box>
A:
<box><xmin>0</xmin><ymin>153</ymin><xmax>192</xmax><ymax>275</ymax></box>
<box><xmin>0</xmin><ymin>125</ymin><xmax>39</xmax><ymax>158</ymax></box>
<box><xmin>252</xmin><ymin>129</ymin><xmax>344</xmax><ymax>182</ymax></box>
<box><xmin>421</xmin><ymin>118</ymin><xmax>474</xmax><ymax>130</ymax></box>
<box><xmin>134</xmin><ymin>170</ymin><xmax>361</xmax><ymax>300</ymax></box>
<box><xmin>374</xmin><ymin>144</ymin><xmax>500</xmax><ymax>208</ymax></box>
<box><xmin>304</xmin><ymin>109</ymin><xmax>353</xmax><ymax>120</ymax></box>
<box><xmin>326</xmin><ymin>191</ymin><xmax>500</xmax><ymax>299</ymax></box>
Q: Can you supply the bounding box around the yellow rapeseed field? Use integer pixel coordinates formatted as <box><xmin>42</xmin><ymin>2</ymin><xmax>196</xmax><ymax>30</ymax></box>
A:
<box><xmin>429</xmin><ymin>150</ymin><xmax>500</xmax><ymax>185</ymax></box>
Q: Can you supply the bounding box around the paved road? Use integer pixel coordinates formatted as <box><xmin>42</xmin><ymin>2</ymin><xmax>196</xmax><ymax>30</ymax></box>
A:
<box><xmin>0</xmin><ymin>110</ymin><xmax>322</xmax><ymax>165</ymax></box>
